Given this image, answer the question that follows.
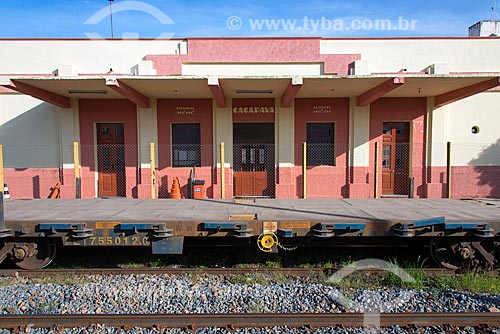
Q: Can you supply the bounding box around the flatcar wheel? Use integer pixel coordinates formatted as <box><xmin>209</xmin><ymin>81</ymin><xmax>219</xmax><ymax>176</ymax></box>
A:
<box><xmin>429</xmin><ymin>238</ymin><xmax>474</xmax><ymax>270</ymax></box>
<box><xmin>13</xmin><ymin>239</ymin><xmax>56</xmax><ymax>270</ymax></box>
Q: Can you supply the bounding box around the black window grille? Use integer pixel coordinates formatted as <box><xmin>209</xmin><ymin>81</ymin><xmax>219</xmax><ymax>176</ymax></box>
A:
<box><xmin>306</xmin><ymin>123</ymin><xmax>335</xmax><ymax>166</ymax></box>
<box><xmin>172</xmin><ymin>123</ymin><xmax>201</xmax><ymax>167</ymax></box>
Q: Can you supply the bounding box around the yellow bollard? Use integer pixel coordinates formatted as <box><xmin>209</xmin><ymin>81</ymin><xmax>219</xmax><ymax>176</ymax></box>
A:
<box><xmin>374</xmin><ymin>141</ymin><xmax>379</xmax><ymax>199</ymax></box>
<box><xmin>150</xmin><ymin>142</ymin><xmax>156</xmax><ymax>199</ymax></box>
<box><xmin>73</xmin><ymin>142</ymin><xmax>81</xmax><ymax>199</ymax></box>
<box><xmin>220</xmin><ymin>142</ymin><xmax>225</xmax><ymax>199</ymax></box>
<box><xmin>302</xmin><ymin>142</ymin><xmax>307</xmax><ymax>199</ymax></box>
<box><xmin>447</xmin><ymin>141</ymin><xmax>451</xmax><ymax>199</ymax></box>
<box><xmin>0</xmin><ymin>144</ymin><xmax>3</xmax><ymax>196</ymax></box>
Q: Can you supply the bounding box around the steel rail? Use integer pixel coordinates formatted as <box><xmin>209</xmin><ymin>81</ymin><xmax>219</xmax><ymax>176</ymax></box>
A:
<box><xmin>0</xmin><ymin>267</ymin><xmax>454</xmax><ymax>278</ymax></box>
<box><xmin>0</xmin><ymin>313</ymin><xmax>499</xmax><ymax>329</ymax></box>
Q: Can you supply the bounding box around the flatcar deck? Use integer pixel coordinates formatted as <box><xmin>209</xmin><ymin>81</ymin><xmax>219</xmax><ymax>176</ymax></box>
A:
<box><xmin>2</xmin><ymin>198</ymin><xmax>500</xmax><ymax>269</ymax></box>
<box><xmin>4</xmin><ymin>198</ymin><xmax>500</xmax><ymax>223</ymax></box>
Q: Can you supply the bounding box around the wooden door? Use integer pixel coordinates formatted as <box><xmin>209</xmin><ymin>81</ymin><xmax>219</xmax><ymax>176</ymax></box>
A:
<box><xmin>97</xmin><ymin>123</ymin><xmax>125</xmax><ymax>197</ymax></box>
<box><xmin>233</xmin><ymin>123</ymin><xmax>275</xmax><ymax>197</ymax></box>
<box><xmin>382</xmin><ymin>122</ymin><xmax>410</xmax><ymax>196</ymax></box>
<box><xmin>234</xmin><ymin>145</ymin><xmax>271</xmax><ymax>196</ymax></box>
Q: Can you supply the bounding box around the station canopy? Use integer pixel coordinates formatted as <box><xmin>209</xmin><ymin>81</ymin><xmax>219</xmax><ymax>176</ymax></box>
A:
<box><xmin>1</xmin><ymin>74</ymin><xmax>499</xmax><ymax>109</ymax></box>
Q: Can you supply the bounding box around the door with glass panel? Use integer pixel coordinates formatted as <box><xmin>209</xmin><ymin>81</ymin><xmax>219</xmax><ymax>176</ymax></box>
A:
<box><xmin>97</xmin><ymin>123</ymin><xmax>125</xmax><ymax>197</ymax></box>
<box><xmin>233</xmin><ymin>123</ymin><xmax>275</xmax><ymax>197</ymax></box>
<box><xmin>382</xmin><ymin>122</ymin><xmax>410</xmax><ymax>196</ymax></box>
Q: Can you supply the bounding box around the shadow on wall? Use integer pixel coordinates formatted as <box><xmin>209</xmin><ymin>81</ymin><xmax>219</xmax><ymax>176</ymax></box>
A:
<box><xmin>470</xmin><ymin>139</ymin><xmax>500</xmax><ymax>198</ymax></box>
<box><xmin>0</xmin><ymin>102</ymin><xmax>63</xmax><ymax>198</ymax></box>
<box><xmin>0</xmin><ymin>101</ymin><xmax>61</xmax><ymax>168</ymax></box>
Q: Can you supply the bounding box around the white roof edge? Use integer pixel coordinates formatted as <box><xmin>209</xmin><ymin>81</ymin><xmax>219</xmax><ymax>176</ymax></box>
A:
<box><xmin>7</xmin><ymin>73</ymin><xmax>500</xmax><ymax>81</ymax></box>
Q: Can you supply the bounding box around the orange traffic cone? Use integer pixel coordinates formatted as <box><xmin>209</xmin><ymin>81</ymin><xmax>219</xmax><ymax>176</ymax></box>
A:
<box><xmin>48</xmin><ymin>182</ymin><xmax>61</xmax><ymax>199</ymax></box>
<box><xmin>170</xmin><ymin>177</ymin><xmax>181</xmax><ymax>199</ymax></box>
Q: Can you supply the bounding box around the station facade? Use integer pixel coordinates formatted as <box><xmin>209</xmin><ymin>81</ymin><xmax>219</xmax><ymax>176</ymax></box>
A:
<box><xmin>0</xmin><ymin>37</ymin><xmax>499</xmax><ymax>199</ymax></box>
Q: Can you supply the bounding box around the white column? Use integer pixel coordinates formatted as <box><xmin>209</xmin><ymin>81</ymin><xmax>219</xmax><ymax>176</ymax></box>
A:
<box><xmin>138</xmin><ymin>98</ymin><xmax>157</xmax><ymax>168</ymax></box>
<box><xmin>60</xmin><ymin>99</ymin><xmax>79</xmax><ymax>168</ymax></box>
<box><xmin>276</xmin><ymin>101</ymin><xmax>294</xmax><ymax>167</ymax></box>
<box><xmin>349</xmin><ymin>97</ymin><xmax>370</xmax><ymax>168</ymax></box>
<box><xmin>426</xmin><ymin>97</ymin><xmax>448</xmax><ymax>167</ymax></box>
<box><xmin>348</xmin><ymin>96</ymin><xmax>371</xmax><ymax>198</ymax></box>
<box><xmin>214</xmin><ymin>98</ymin><xmax>232</xmax><ymax>167</ymax></box>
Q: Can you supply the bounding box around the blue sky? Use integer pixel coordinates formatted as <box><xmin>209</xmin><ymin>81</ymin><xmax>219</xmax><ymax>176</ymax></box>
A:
<box><xmin>0</xmin><ymin>0</ymin><xmax>496</xmax><ymax>38</ymax></box>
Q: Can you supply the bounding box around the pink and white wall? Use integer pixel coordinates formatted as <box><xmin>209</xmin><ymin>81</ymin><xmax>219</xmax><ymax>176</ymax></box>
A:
<box><xmin>1</xmin><ymin>37</ymin><xmax>499</xmax><ymax>199</ymax></box>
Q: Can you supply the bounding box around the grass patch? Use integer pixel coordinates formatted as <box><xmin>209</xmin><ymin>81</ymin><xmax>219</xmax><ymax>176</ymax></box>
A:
<box><xmin>118</xmin><ymin>262</ymin><xmax>148</xmax><ymax>269</ymax></box>
<box><xmin>324</xmin><ymin>272</ymin><xmax>386</xmax><ymax>289</ymax></box>
<box><xmin>268</xmin><ymin>271</ymin><xmax>289</xmax><ymax>284</ymax></box>
<box><xmin>382</xmin><ymin>255</ymin><xmax>429</xmax><ymax>289</ymax></box>
<box><xmin>233</xmin><ymin>263</ymin><xmax>262</xmax><ymax>269</ymax></box>
<box><xmin>324</xmin><ymin>269</ymin><xmax>500</xmax><ymax>294</ymax></box>
<box><xmin>147</xmin><ymin>258</ymin><xmax>163</xmax><ymax>268</ymax></box>
<box><xmin>0</xmin><ymin>278</ymin><xmax>16</xmax><ymax>287</ymax></box>
<box><xmin>327</xmin><ymin>271</ymin><xmax>427</xmax><ymax>289</ymax></box>
<box><xmin>229</xmin><ymin>273</ymin><xmax>270</xmax><ymax>285</ymax></box>
<box><xmin>383</xmin><ymin>268</ymin><xmax>426</xmax><ymax>289</ymax></box>
<box><xmin>248</xmin><ymin>302</ymin><xmax>263</xmax><ymax>313</ymax></box>
<box><xmin>433</xmin><ymin>273</ymin><xmax>500</xmax><ymax>294</ymax></box>
<box><xmin>264</xmin><ymin>259</ymin><xmax>281</xmax><ymax>268</ymax></box>
<box><xmin>323</xmin><ymin>256</ymin><xmax>430</xmax><ymax>289</ymax></box>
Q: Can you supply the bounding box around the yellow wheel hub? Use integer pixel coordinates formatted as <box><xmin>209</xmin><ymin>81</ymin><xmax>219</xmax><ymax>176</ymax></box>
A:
<box><xmin>14</xmin><ymin>247</ymin><xmax>27</xmax><ymax>260</ymax></box>
<box><xmin>257</xmin><ymin>233</ymin><xmax>278</xmax><ymax>252</ymax></box>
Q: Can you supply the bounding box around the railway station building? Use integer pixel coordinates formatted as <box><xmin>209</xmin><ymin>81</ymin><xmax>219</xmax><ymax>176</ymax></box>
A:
<box><xmin>0</xmin><ymin>35</ymin><xmax>499</xmax><ymax>199</ymax></box>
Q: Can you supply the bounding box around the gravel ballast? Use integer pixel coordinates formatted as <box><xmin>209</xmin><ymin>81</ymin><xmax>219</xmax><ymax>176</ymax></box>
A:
<box><xmin>1</xmin><ymin>273</ymin><xmax>500</xmax><ymax>333</ymax></box>
<box><xmin>1</xmin><ymin>274</ymin><xmax>500</xmax><ymax>315</ymax></box>
<box><xmin>2</xmin><ymin>325</ymin><xmax>499</xmax><ymax>334</ymax></box>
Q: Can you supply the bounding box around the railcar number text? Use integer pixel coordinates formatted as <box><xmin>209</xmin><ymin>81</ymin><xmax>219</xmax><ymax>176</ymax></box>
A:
<box><xmin>65</xmin><ymin>236</ymin><xmax>149</xmax><ymax>246</ymax></box>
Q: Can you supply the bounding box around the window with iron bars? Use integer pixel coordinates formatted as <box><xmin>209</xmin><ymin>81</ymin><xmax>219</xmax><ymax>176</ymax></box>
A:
<box><xmin>172</xmin><ymin>123</ymin><xmax>201</xmax><ymax>167</ymax></box>
<box><xmin>306</xmin><ymin>123</ymin><xmax>335</xmax><ymax>166</ymax></box>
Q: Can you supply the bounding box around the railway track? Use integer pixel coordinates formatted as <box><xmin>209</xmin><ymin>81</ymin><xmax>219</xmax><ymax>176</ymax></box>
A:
<box><xmin>0</xmin><ymin>267</ymin><xmax>455</xmax><ymax>278</ymax></box>
<box><xmin>1</xmin><ymin>313</ymin><xmax>499</xmax><ymax>330</ymax></box>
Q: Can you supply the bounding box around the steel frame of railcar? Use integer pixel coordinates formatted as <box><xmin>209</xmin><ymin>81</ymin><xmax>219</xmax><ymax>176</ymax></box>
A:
<box><xmin>1</xmin><ymin>193</ymin><xmax>500</xmax><ymax>269</ymax></box>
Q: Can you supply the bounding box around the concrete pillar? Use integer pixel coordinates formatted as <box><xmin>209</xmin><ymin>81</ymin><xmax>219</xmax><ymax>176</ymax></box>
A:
<box><xmin>137</xmin><ymin>98</ymin><xmax>157</xmax><ymax>198</ymax></box>
<box><xmin>275</xmin><ymin>100</ymin><xmax>295</xmax><ymax>198</ymax></box>
<box><xmin>59</xmin><ymin>99</ymin><xmax>79</xmax><ymax>198</ymax></box>
<box><xmin>213</xmin><ymin>98</ymin><xmax>232</xmax><ymax>198</ymax></box>
<box><xmin>425</xmin><ymin>96</ymin><xmax>448</xmax><ymax>198</ymax></box>
<box><xmin>348</xmin><ymin>96</ymin><xmax>371</xmax><ymax>198</ymax></box>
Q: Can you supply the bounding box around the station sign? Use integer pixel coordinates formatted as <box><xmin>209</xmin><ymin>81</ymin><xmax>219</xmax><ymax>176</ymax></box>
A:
<box><xmin>232</xmin><ymin>106</ymin><xmax>275</xmax><ymax>114</ymax></box>
<box><xmin>232</xmin><ymin>98</ymin><xmax>276</xmax><ymax>122</ymax></box>
<box><xmin>176</xmin><ymin>106</ymin><xmax>196</xmax><ymax>116</ymax></box>
<box><xmin>312</xmin><ymin>105</ymin><xmax>333</xmax><ymax>114</ymax></box>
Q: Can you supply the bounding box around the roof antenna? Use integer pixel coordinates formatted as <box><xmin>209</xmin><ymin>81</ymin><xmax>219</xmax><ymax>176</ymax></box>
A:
<box><xmin>492</xmin><ymin>0</ymin><xmax>500</xmax><ymax>20</ymax></box>
<box><xmin>108</xmin><ymin>0</ymin><xmax>115</xmax><ymax>38</ymax></box>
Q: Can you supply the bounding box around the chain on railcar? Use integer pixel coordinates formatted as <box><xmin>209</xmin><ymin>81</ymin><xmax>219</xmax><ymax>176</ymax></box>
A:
<box><xmin>1</xmin><ymin>192</ymin><xmax>500</xmax><ymax>270</ymax></box>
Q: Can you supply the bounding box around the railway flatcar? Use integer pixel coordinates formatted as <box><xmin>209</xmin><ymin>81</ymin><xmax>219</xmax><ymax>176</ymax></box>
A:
<box><xmin>1</xmin><ymin>193</ymin><xmax>500</xmax><ymax>270</ymax></box>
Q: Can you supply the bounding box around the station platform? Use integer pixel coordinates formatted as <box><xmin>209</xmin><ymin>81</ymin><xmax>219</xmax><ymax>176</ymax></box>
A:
<box><xmin>4</xmin><ymin>198</ymin><xmax>500</xmax><ymax>224</ymax></box>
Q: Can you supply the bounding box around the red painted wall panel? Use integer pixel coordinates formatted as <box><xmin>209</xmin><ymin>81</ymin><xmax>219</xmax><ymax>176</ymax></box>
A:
<box><xmin>79</xmin><ymin>99</ymin><xmax>138</xmax><ymax>198</ymax></box>
<box><xmin>369</xmin><ymin>97</ymin><xmax>427</xmax><ymax>198</ymax></box>
<box><xmin>294</xmin><ymin>98</ymin><xmax>350</xmax><ymax>198</ymax></box>
<box><xmin>146</xmin><ymin>38</ymin><xmax>360</xmax><ymax>75</ymax></box>
<box><xmin>157</xmin><ymin>99</ymin><xmax>213</xmax><ymax>198</ymax></box>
